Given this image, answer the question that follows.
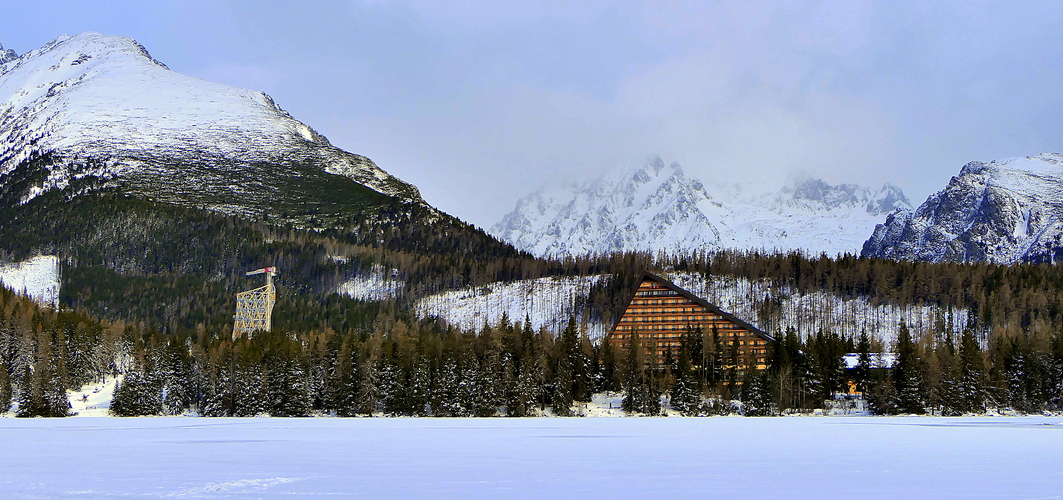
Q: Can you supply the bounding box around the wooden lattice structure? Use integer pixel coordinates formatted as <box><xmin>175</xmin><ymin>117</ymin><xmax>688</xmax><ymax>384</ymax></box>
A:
<box><xmin>232</xmin><ymin>267</ymin><xmax>276</xmax><ymax>339</ymax></box>
<box><xmin>609</xmin><ymin>272</ymin><xmax>774</xmax><ymax>372</ymax></box>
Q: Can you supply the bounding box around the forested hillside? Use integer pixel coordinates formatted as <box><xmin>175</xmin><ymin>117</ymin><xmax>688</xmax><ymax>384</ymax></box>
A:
<box><xmin>4</xmin><ymin>235</ymin><xmax>1063</xmax><ymax>417</ymax></box>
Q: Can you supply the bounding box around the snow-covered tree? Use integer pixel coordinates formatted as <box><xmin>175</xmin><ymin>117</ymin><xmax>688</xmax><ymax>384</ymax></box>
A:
<box><xmin>110</xmin><ymin>369</ymin><xmax>162</xmax><ymax>416</ymax></box>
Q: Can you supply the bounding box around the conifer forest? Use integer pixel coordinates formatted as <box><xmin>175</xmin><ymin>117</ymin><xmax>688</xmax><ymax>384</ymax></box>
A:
<box><xmin>3</xmin><ymin>193</ymin><xmax>1063</xmax><ymax>418</ymax></box>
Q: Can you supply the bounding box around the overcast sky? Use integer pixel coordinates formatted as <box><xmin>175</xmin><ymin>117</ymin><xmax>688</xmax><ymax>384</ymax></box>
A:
<box><xmin>6</xmin><ymin>1</ymin><xmax>1063</xmax><ymax>228</ymax></box>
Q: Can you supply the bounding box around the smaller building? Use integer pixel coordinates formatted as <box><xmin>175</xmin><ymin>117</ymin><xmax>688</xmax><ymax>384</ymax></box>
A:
<box><xmin>608</xmin><ymin>272</ymin><xmax>774</xmax><ymax>371</ymax></box>
<box><xmin>840</xmin><ymin>352</ymin><xmax>897</xmax><ymax>395</ymax></box>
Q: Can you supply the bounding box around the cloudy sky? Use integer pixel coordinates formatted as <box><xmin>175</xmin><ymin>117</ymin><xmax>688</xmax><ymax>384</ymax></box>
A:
<box><xmin>6</xmin><ymin>1</ymin><xmax>1063</xmax><ymax>228</ymax></box>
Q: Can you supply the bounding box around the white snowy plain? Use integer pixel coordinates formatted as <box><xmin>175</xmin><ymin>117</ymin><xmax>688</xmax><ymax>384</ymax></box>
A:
<box><xmin>2</xmin><ymin>416</ymin><xmax>1062</xmax><ymax>499</ymax></box>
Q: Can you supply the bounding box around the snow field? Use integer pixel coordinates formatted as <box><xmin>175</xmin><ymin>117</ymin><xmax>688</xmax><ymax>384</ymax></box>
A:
<box><xmin>66</xmin><ymin>375</ymin><xmax>121</xmax><ymax>417</ymax></box>
<box><xmin>1</xmin><ymin>416</ymin><xmax>1061</xmax><ymax>498</ymax></box>
<box><xmin>0</xmin><ymin>254</ymin><xmax>60</xmax><ymax>307</ymax></box>
<box><xmin>336</xmin><ymin>264</ymin><xmax>404</xmax><ymax>301</ymax></box>
<box><xmin>416</xmin><ymin>275</ymin><xmax>608</xmax><ymax>338</ymax></box>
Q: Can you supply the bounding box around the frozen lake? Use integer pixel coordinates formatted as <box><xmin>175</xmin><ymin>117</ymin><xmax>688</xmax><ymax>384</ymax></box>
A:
<box><xmin>3</xmin><ymin>416</ymin><xmax>1062</xmax><ymax>498</ymax></box>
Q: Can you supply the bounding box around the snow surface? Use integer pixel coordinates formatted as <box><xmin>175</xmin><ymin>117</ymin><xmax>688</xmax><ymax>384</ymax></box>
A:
<box><xmin>2</xmin><ymin>416</ymin><xmax>1062</xmax><ymax>498</ymax></box>
<box><xmin>66</xmin><ymin>375</ymin><xmax>121</xmax><ymax>417</ymax></box>
<box><xmin>0</xmin><ymin>254</ymin><xmax>59</xmax><ymax>307</ymax></box>
<box><xmin>490</xmin><ymin>156</ymin><xmax>911</xmax><ymax>257</ymax></box>
<box><xmin>416</xmin><ymin>275</ymin><xmax>607</xmax><ymax>337</ymax></box>
<box><xmin>336</xmin><ymin>265</ymin><xmax>405</xmax><ymax>301</ymax></box>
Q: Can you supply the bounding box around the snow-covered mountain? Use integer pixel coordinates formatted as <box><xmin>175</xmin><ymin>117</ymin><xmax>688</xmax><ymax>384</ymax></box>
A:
<box><xmin>0</xmin><ymin>32</ymin><xmax>424</xmax><ymax>225</ymax></box>
<box><xmin>490</xmin><ymin>155</ymin><xmax>911</xmax><ymax>257</ymax></box>
<box><xmin>862</xmin><ymin>153</ymin><xmax>1063</xmax><ymax>264</ymax></box>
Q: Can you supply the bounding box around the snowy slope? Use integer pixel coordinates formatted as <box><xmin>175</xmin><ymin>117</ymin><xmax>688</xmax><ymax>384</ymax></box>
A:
<box><xmin>337</xmin><ymin>265</ymin><xmax>405</xmax><ymax>301</ymax></box>
<box><xmin>0</xmin><ymin>254</ymin><xmax>59</xmax><ymax>306</ymax></box>
<box><xmin>0</xmin><ymin>32</ymin><xmax>423</xmax><ymax>221</ymax></box>
<box><xmin>490</xmin><ymin>156</ymin><xmax>911</xmax><ymax>257</ymax></box>
<box><xmin>416</xmin><ymin>275</ymin><xmax>607</xmax><ymax>337</ymax></box>
<box><xmin>863</xmin><ymin>153</ymin><xmax>1063</xmax><ymax>264</ymax></box>
<box><xmin>414</xmin><ymin>271</ymin><xmax>964</xmax><ymax>342</ymax></box>
<box><xmin>664</xmin><ymin>272</ymin><xmax>967</xmax><ymax>343</ymax></box>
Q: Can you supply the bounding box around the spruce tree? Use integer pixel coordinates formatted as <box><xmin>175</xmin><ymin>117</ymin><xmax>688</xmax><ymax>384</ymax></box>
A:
<box><xmin>957</xmin><ymin>327</ymin><xmax>986</xmax><ymax>414</ymax></box>
<box><xmin>551</xmin><ymin>318</ymin><xmax>577</xmax><ymax>416</ymax></box>
<box><xmin>669</xmin><ymin>329</ymin><xmax>700</xmax><ymax>415</ymax></box>
<box><xmin>599</xmin><ymin>335</ymin><xmax>620</xmax><ymax>393</ymax></box>
<box><xmin>0</xmin><ymin>362</ymin><xmax>11</xmax><ymax>415</ymax></box>
<box><xmin>854</xmin><ymin>331</ymin><xmax>871</xmax><ymax>395</ymax></box>
<box><xmin>110</xmin><ymin>370</ymin><xmax>162</xmax><ymax>416</ymax></box>
<box><xmin>408</xmin><ymin>356</ymin><xmax>432</xmax><ymax>416</ymax></box>
<box><xmin>433</xmin><ymin>356</ymin><xmax>462</xmax><ymax>417</ymax></box>
<box><xmin>621</xmin><ymin>330</ymin><xmax>660</xmax><ymax>415</ymax></box>
<box><xmin>740</xmin><ymin>367</ymin><xmax>773</xmax><ymax>416</ymax></box>
<box><xmin>894</xmin><ymin>322</ymin><xmax>924</xmax><ymax>414</ymax></box>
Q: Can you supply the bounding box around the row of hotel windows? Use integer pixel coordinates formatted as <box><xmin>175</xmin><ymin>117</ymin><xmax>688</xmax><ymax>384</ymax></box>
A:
<box><xmin>644</xmin><ymin>357</ymin><xmax>768</xmax><ymax>371</ymax></box>
<box><xmin>620</xmin><ymin>316</ymin><xmax>718</xmax><ymax>324</ymax></box>
<box><xmin>613</xmin><ymin>327</ymin><xmax>754</xmax><ymax>339</ymax></box>
<box><xmin>624</xmin><ymin>307</ymin><xmax>714</xmax><ymax>316</ymax></box>
<box><xmin>650</xmin><ymin>339</ymin><xmax>768</xmax><ymax>352</ymax></box>
<box><xmin>615</xmin><ymin>321</ymin><xmax>731</xmax><ymax>330</ymax></box>
<box><xmin>635</xmin><ymin>289</ymin><xmax>676</xmax><ymax>297</ymax></box>
<box><xmin>630</xmin><ymin>298</ymin><xmax>688</xmax><ymax>306</ymax></box>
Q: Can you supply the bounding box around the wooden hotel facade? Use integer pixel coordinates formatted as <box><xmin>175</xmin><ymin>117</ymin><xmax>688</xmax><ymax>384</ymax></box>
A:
<box><xmin>608</xmin><ymin>273</ymin><xmax>774</xmax><ymax>371</ymax></box>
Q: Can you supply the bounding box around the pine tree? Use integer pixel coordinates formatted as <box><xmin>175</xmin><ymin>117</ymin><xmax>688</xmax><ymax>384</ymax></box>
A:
<box><xmin>854</xmin><ymin>331</ymin><xmax>871</xmax><ymax>395</ymax></box>
<box><xmin>622</xmin><ymin>329</ymin><xmax>660</xmax><ymax>415</ymax></box>
<box><xmin>867</xmin><ymin>372</ymin><xmax>899</xmax><ymax>415</ymax></box>
<box><xmin>233</xmin><ymin>362</ymin><xmax>266</xmax><ymax>417</ymax></box>
<box><xmin>740</xmin><ymin>368</ymin><xmax>773</xmax><ymax>416</ymax></box>
<box><xmin>110</xmin><ymin>370</ymin><xmax>162</xmax><ymax>416</ymax></box>
<box><xmin>669</xmin><ymin>329</ymin><xmax>700</xmax><ymax>415</ymax></box>
<box><xmin>894</xmin><ymin>322</ymin><xmax>924</xmax><ymax>414</ymax></box>
<box><xmin>957</xmin><ymin>327</ymin><xmax>986</xmax><ymax>414</ymax></box>
<box><xmin>407</xmin><ymin>356</ymin><xmax>432</xmax><ymax>416</ymax></box>
<box><xmin>598</xmin><ymin>335</ymin><xmax>620</xmax><ymax>393</ymax></box>
<box><xmin>432</xmin><ymin>356</ymin><xmax>462</xmax><ymax>417</ymax></box>
<box><xmin>0</xmin><ymin>362</ymin><xmax>11</xmax><ymax>414</ymax></box>
<box><xmin>552</xmin><ymin>318</ymin><xmax>577</xmax><ymax>416</ymax></box>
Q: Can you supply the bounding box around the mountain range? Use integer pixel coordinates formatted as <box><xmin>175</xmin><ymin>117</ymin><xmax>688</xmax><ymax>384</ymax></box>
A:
<box><xmin>490</xmin><ymin>155</ymin><xmax>912</xmax><ymax>257</ymax></box>
<box><xmin>4</xmin><ymin>31</ymin><xmax>1063</xmax><ymax>293</ymax></box>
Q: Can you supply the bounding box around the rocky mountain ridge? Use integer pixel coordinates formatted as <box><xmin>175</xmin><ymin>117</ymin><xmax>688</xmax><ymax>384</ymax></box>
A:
<box><xmin>862</xmin><ymin>153</ymin><xmax>1063</xmax><ymax>264</ymax></box>
<box><xmin>490</xmin><ymin>155</ymin><xmax>911</xmax><ymax>257</ymax></box>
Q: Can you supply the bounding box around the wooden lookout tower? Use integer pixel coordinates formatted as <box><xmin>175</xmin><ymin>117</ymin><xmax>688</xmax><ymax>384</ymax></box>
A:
<box><xmin>232</xmin><ymin>267</ymin><xmax>277</xmax><ymax>339</ymax></box>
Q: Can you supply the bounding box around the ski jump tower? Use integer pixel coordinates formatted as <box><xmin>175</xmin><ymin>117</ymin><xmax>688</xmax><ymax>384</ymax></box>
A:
<box><xmin>232</xmin><ymin>267</ymin><xmax>277</xmax><ymax>339</ymax></box>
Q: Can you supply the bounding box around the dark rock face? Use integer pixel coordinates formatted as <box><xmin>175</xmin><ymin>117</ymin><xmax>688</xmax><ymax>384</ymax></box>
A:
<box><xmin>0</xmin><ymin>43</ymin><xmax>16</xmax><ymax>65</ymax></box>
<box><xmin>862</xmin><ymin>154</ymin><xmax>1063</xmax><ymax>264</ymax></box>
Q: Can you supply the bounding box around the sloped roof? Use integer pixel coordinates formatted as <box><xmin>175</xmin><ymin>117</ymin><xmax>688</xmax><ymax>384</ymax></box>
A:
<box><xmin>611</xmin><ymin>272</ymin><xmax>775</xmax><ymax>342</ymax></box>
<box><xmin>841</xmin><ymin>352</ymin><xmax>897</xmax><ymax>369</ymax></box>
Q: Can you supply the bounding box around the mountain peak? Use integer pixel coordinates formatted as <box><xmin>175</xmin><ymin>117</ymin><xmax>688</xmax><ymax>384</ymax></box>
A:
<box><xmin>491</xmin><ymin>156</ymin><xmax>910</xmax><ymax>257</ymax></box>
<box><xmin>0</xmin><ymin>32</ymin><xmax>425</xmax><ymax>226</ymax></box>
<box><xmin>0</xmin><ymin>42</ymin><xmax>17</xmax><ymax>65</ymax></box>
<box><xmin>863</xmin><ymin>153</ymin><xmax>1063</xmax><ymax>264</ymax></box>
